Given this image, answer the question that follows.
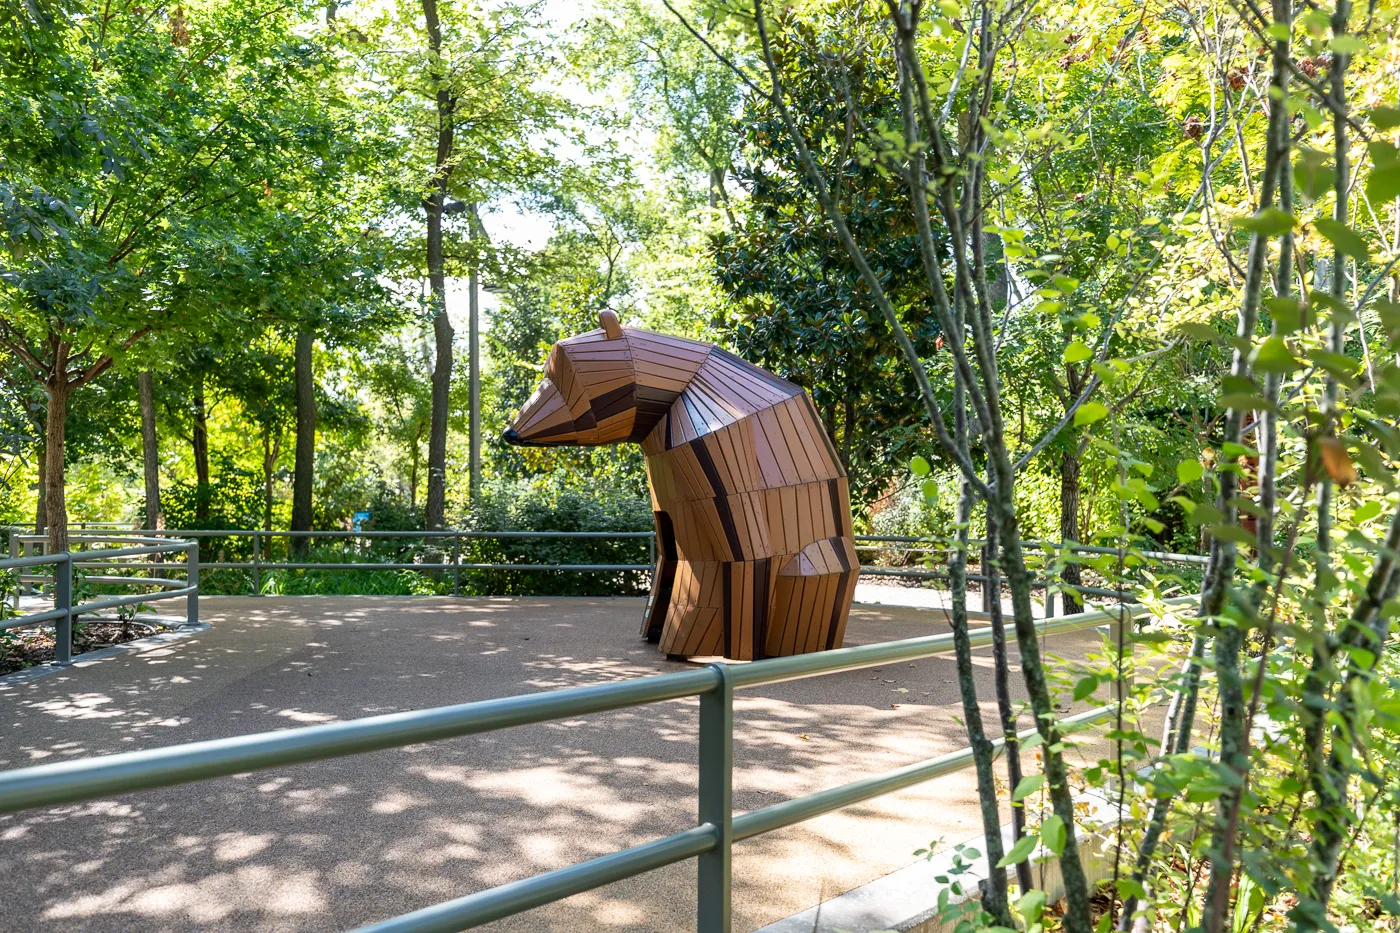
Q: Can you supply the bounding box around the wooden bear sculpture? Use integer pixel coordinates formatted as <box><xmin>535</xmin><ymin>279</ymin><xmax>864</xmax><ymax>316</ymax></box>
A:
<box><xmin>503</xmin><ymin>310</ymin><xmax>859</xmax><ymax>661</ymax></box>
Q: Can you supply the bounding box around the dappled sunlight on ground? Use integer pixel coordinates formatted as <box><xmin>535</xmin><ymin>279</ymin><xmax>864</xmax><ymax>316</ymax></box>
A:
<box><xmin>0</xmin><ymin>595</ymin><xmax>1117</xmax><ymax>932</ymax></box>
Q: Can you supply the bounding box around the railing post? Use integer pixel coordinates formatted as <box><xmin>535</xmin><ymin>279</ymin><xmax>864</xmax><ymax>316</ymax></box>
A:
<box><xmin>252</xmin><ymin>531</ymin><xmax>262</xmax><ymax>597</ymax></box>
<box><xmin>698</xmin><ymin>663</ymin><xmax>733</xmax><ymax>933</ymax></box>
<box><xmin>54</xmin><ymin>553</ymin><xmax>72</xmax><ymax>666</ymax></box>
<box><xmin>1110</xmin><ymin>604</ymin><xmax>1134</xmax><ymax>706</ymax></box>
<box><xmin>7</xmin><ymin>532</ymin><xmax>18</xmax><ymax>610</ymax></box>
<box><xmin>186</xmin><ymin>541</ymin><xmax>200</xmax><ymax>626</ymax></box>
<box><xmin>452</xmin><ymin>532</ymin><xmax>461</xmax><ymax>597</ymax></box>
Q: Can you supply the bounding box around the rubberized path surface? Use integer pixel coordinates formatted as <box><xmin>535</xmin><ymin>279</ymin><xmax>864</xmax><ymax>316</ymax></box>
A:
<box><xmin>1</xmin><ymin>595</ymin><xmax>1107</xmax><ymax>932</ymax></box>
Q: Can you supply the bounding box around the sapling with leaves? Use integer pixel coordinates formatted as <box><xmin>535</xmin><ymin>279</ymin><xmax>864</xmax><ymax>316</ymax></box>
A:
<box><xmin>666</xmin><ymin>0</ymin><xmax>1167</xmax><ymax>928</ymax></box>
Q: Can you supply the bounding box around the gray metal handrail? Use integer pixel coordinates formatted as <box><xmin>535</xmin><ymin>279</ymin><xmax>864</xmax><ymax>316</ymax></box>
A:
<box><xmin>0</xmin><ymin>593</ymin><xmax>1198</xmax><ymax>932</ymax></box>
<box><xmin>8</xmin><ymin>527</ymin><xmax>1206</xmax><ymax>604</ymax></box>
<box><xmin>1</xmin><ymin>538</ymin><xmax>199</xmax><ymax>665</ymax></box>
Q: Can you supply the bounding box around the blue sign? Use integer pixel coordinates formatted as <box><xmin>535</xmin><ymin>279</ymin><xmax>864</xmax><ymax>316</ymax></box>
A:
<box><xmin>352</xmin><ymin>511</ymin><xmax>372</xmax><ymax>531</ymax></box>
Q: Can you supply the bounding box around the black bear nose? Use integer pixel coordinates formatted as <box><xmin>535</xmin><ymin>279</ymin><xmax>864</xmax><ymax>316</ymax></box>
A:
<box><xmin>502</xmin><ymin>428</ymin><xmax>522</xmax><ymax>445</ymax></box>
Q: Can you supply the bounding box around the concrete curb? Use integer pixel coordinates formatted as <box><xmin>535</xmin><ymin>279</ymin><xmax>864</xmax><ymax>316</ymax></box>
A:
<box><xmin>0</xmin><ymin>617</ymin><xmax>209</xmax><ymax>686</ymax></box>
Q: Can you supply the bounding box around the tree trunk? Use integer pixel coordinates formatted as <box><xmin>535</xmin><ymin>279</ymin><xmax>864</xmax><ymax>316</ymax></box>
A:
<box><xmin>1060</xmin><ymin>448</ymin><xmax>1084</xmax><ymax>612</ymax></box>
<box><xmin>468</xmin><ymin>248</ymin><xmax>481</xmax><ymax>506</ymax></box>
<box><xmin>262</xmin><ymin>429</ymin><xmax>279</xmax><ymax>532</ymax></box>
<box><xmin>191</xmin><ymin>371</ymin><xmax>210</xmax><ymax>523</ymax></box>
<box><xmin>984</xmin><ymin>520</ymin><xmax>1034</xmax><ymax>897</ymax></box>
<box><xmin>44</xmin><ymin>380</ymin><xmax>69</xmax><ymax>554</ymax></box>
<box><xmin>34</xmin><ymin>440</ymin><xmax>47</xmax><ymax>536</ymax></box>
<box><xmin>138</xmin><ymin>372</ymin><xmax>162</xmax><ymax>531</ymax></box>
<box><xmin>291</xmin><ymin>329</ymin><xmax>316</xmax><ymax>556</ymax></box>
<box><xmin>422</xmin><ymin>0</ymin><xmax>455</xmax><ymax>531</ymax></box>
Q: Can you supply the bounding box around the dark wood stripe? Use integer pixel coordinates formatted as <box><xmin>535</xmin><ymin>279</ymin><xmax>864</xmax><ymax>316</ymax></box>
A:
<box><xmin>829</xmin><ymin>535</ymin><xmax>853</xmax><ymax>573</ymax></box>
<box><xmin>825</xmin><ymin>572</ymin><xmax>853</xmax><ymax>650</ymax></box>
<box><xmin>591</xmin><ymin>384</ymin><xmax>637</xmax><ymax>420</ymax></box>
<box><xmin>753</xmin><ymin>558</ymin><xmax>770</xmax><ymax>661</ymax></box>
<box><xmin>827</xmin><ymin>480</ymin><xmax>843</xmax><ymax>536</ymax></box>
<box><xmin>689</xmin><ymin>438</ymin><xmax>744</xmax><ymax>560</ymax></box>
<box><xmin>802</xmin><ymin>392</ymin><xmax>846</xmax><ymax>477</ymax></box>
<box><xmin>721</xmin><ymin>562</ymin><xmax>733</xmax><ymax>658</ymax></box>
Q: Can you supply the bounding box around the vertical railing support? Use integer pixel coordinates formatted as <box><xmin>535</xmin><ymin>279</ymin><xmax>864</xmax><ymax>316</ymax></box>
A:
<box><xmin>698</xmin><ymin>663</ymin><xmax>733</xmax><ymax>933</ymax></box>
<box><xmin>54</xmin><ymin>552</ymin><xmax>72</xmax><ymax>666</ymax></box>
<box><xmin>452</xmin><ymin>532</ymin><xmax>461</xmax><ymax>597</ymax></box>
<box><xmin>186</xmin><ymin>541</ymin><xmax>200</xmax><ymax>626</ymax></box>
<box><xmin>7</xmin><ymin>532</ymin><xmax>18</xmax><ymax>610</ymax></box>
<box><xmin>252</xmin><ymin>531</ymin><xmax>262</xmax><ymax>597</ymax></box>
<box><xmin>1110</xmin><ymin>604</ymin><xmax>1134</xmax><ymax>706</ymax></box>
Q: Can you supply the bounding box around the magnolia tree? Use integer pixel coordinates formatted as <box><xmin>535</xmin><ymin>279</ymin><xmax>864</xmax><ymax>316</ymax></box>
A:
<box><xmin>671</xmin><ymin>0</ymin><xmax>1400</xmax><ymax>929</ymax></box>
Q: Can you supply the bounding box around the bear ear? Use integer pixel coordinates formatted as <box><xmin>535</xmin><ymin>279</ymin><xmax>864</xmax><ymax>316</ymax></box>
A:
<box><xmin>599</xmin><ymin>309</ymin><xmax>623</xmax><ymax>339</ymax></box>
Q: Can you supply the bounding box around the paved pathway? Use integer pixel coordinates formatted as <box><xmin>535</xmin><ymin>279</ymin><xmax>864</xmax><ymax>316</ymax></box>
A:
<box><xmin>1</xmin><ymin>595</ymin><xmax>1111</xmax><ymax>933</ymax></box>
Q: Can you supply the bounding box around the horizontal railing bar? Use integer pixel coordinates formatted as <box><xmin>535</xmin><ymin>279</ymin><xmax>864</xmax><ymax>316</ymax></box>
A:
<box><xmin>11</xmin><ymin>528</ymin><xmax>1207</xmax><ymax>563</ymax></box>
<box><xmin>1</xmin><ymin>607</ymin><xmax>68</xmax><ymax>629</ymax></box>
<box><xmin>0</xmin><ymin>553</ymin><xmax>71</xmax><ymax>571</ymax></box>
<box><xmin>21</xmin><ymin>530</ymin><xmax>655</xmax><ymax>540</ymax></box>
<box><xmin>731</xmin><ymin>704</ymin><xmax>1116</xmax><ymax>842</ymax></box>
<box><xmin>728</xmin><ymin>595</ymin><xmax>1198</xmax><ymax>690</ymax></box>
<box><xmin>196</xmin><ymin>562</ymin><xmax>651</xmax><ymax>572</ymax></box>
<box><xmin>74</xmin><ymin>587</ymin><xmax>196</xmax><ymax>616</ymax></box>
<box><xmin>0</xmin><ymin>667</ymin><xmax>722</xmax><ymax>815</ymax></box>
<box><xmin>74</xmin><ymin>545</ymin><xmax>191</xmax><ymax>561</ymax></box>
<box><xmin>348</xmin><ymin>824</ymin><xmax>720</xmax><ymax>933</ymax></box>
<box><xmin>61</xmin><ymin>575</ymin><xmax>186</xmax><ymax>590</ymax></box>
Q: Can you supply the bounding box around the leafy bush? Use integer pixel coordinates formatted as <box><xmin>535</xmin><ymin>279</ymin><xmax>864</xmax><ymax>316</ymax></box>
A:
<box><xmin>457</xmin><ymin>478</ymin><xmax>654</xmax><ymax>596</ymax></box>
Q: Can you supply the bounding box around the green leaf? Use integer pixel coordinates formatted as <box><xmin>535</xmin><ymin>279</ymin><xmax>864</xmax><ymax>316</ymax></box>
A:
<box><xmin>1176</xmin><ymin>321</ymin><xmax>1219</xmax><ymax>342</ymax></box>
<box><xmin>1207</xmin><ymin>524</ymin><xmax>1257</xmax><ymax>547</ymax></box>
<box><xmin>1354</xmin><ymin>501</ymin><xmax>1384</xmax><ymax>523</ymax></box>
<box><xmin>1186</xmin><ymin>503</ymin><xmax>1225</xmax><ymax>526</ymax></box>
<box><xmin>1013</xmin><ymin>774</ymin><xmax>1046</xmax><ymax>802</ymax></box>
<box><xmin>1314</xmin><ymin>218</ymin><xmax>1371</xmax><ymax>260</ymax></box>
<box><xmin>1016</xmin><ymin>890</ymin><xmax>1047</xmax><ymax>923</ymax></box>
<box><xmin>1265</xmin><ymin>296</ymin><xmax>1304</xmax><ymax>334</ymax></box>
<box><xmin>1039</xmin><ymin>815</ymin><xmax>1066</xmax><ymax>856</ymax></box>
<box><xmin>1294</xmin><ymin>148</ymin><xmax>1337</xmax><ymax>201</ymax></box>
<box><xmin>921</xmin><ymin>479</ymin><xmax>939</xmax><ymax>504</ymax></box>
<box><xmin>1371</xmin><ymin>106</ymin><xmax>1400</xmax><ymax>130</ymax></box>
<box><xmin>1073</xmin><ymin>675</ymin><xmax>1098</xmax><ymax>701</ymax></box>
<box><xmin>1368</xmin><ymin>163</ymin><xmax>1400</xmax><ymax>204</ymax></box>
<box><xmin>910</xmin><ymin>455</ymin><xmax>931</xmax><ymax>476</ymax></box>
<box><xmin>996</xmin><ymin>833</ymin><xmax>1040</xmax><ymax>868</ymax></box>
<box><xmin>1330</xmin><ymin>34</ymin><xmax>1365</xmax><ymax>55</ymax></box>
<box><xmin>1063</xmin><ymin>341</ymin><xmax>1093</xmax><ymax>363</ymax></box>
<box><xmin>1231</xmin><ymin>207</ymin><xmax>1296</xmax><ymax>236</ymax></box>
<box><xmin>1177</xmin><ymin>460</ymin><xmax>1205</xmax><ymax>484</ymax></box>
<box><xmin>1074</xmin><ymin>401</ymin><xmax>1109</xmax><ymax>426</ymax></box>
<box><xmin>1251</xmin><ymin>335</ymin><xmax>1301</xmax><ymax>374</ymax></box>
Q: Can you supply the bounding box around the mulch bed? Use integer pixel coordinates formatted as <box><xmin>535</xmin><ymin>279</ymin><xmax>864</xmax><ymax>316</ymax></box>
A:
<box><xmin>0</xmin><ymin>618</ymin><xmax>172</xmax><ymax>676</ymax></box>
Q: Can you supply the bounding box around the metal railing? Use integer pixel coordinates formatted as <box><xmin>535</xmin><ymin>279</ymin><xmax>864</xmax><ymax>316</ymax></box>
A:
<box><xmin>0</xmin><ymin>593</ymin><xmax>1198</xmax><ymax>932</ymax></box>
<box><xmin>6</xmin><ymin>526</ymin><xmax>1206</xmax><ymax>609</ymax></box>
<box><xmin>1</xmin><ymin>538</ymin><xmax>199</xmax><ymax>665</ymax></box>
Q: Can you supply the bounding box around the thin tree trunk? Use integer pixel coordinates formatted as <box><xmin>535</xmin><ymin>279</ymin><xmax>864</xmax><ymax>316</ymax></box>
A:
<box><xmin>423</xmin><ymin>0</ymin><xmax>455</xmax><ymax>531</ymax></box>
<box><xmin>191</xmin><ymin>371</ymin><xmax>209</xmax><ymax>523</ymax></box>
<box><xmin>1060</xmin><ymin>449</ymin><xmax>1083</xmax><ymax>612</ymax></box>
<box><xmin>291</xmin><ymin>329</ymin><xmax>316</xmax><ymax>556</ymax></box>
<box><xmin>468</xmin><ymin>202</ymin><xmax>482</xmax><ymax>506</ymax></box>
<box><xmin>985</xmin><ymin>519</ymin><xmax>1034</xmax><ymax>897</ymax></box>
<box><xmin>949</xmin><ymin>478</ymin><xmax>1014</xmax><ymax>928</ymax></box>
<box><xmin>138</xmin><ymin>372</ymin><xmax>162</xmax><ymax>531</ymax></box>
<box><xmin>44</xmin><ymin>379</ymin><xmax>69</xmax><ymax>555</ymax></box>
